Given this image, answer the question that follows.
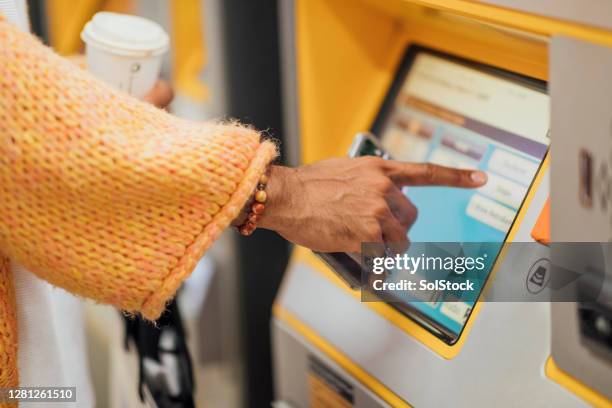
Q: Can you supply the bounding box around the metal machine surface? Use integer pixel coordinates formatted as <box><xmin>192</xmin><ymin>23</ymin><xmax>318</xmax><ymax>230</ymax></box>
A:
<box><xmin>273</xmin><ymin>0</ymin><xmax>612</xmax><ymax>407</ymax></box>
<box><xmin>550</xmin><ymin>36</ymin><xmax>612</xmax><ymax>403</ymax></box>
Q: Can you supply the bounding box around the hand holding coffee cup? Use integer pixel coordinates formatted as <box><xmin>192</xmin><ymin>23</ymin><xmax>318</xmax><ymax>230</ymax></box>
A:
<box><xmin>81</xmin><ymin>12</ymin><xmax>169</xmax><ymax>98</ymax></box>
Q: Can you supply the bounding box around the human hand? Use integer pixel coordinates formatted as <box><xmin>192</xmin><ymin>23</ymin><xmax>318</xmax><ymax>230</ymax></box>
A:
<box><xmin>259</xmin><ymin>157</ymin><xmax>487</xmax><ymax>253</ymax></box>
<box><xmin>142</xmin><ymin>80</ymin><xmax>174</xmax><ymax>109</ymax></box>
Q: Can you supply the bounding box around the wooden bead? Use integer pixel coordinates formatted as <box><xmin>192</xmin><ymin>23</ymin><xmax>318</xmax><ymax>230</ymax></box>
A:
<box><xmin>240</xmin><ymin>227</ymin><xmax>254</xmax><ymax>236</ymax></box>
<box><xmin>252</xmin><ymin>203</ymin><xmax>265</xmax><ymax>214</ymax></box>
<box><xmin>255</xmin><ymin>190</ymin><xmax>267</xmax><ymax>203</ymax></box>
<box><xmin>237</xmin><ymin>170</ymin><xmax>270</xmax><ymax>236</ymax></box>
<box><xmin>240</xmin><ymin>222</ymin><xmax>256</xmax><ymax>236</ymax></box>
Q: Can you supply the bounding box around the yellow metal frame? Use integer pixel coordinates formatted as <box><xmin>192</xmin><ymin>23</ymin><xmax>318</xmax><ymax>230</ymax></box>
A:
<box><xmin>545</xmin><ymin>358</ymin><xmax>612</xmax><ymax>408</ymax></box>
<box><xmin>274</xmin><ymin>305</ymin><xmax>411</xmax><ymax>407</ymax></box>
<box><xmin>362</xmin><ymin>0</ymin><xmax>612</xmax><ymax>47</ymax></box>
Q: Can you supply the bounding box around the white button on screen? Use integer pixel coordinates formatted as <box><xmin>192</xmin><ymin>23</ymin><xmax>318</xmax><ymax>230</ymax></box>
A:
<box><xmin>487</xmin><ymin>149</ymin><xmax>538</xmax><ymax>185</ymax></box>
<box><xmin>478</xmin><ymin>172</ymin><xmax>527</xmax><ymax>209</ymax></box>
<box><xmin>466</xmin><ymin>194</ymin><xmax>516</xmax><ymax>232</ymax></box>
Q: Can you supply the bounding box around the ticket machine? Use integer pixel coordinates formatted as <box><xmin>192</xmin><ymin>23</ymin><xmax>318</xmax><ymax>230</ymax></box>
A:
<box><xmin>273</xmin><ymin>1</ymin><xmax>612</xmax><ymax>407</ymax></box>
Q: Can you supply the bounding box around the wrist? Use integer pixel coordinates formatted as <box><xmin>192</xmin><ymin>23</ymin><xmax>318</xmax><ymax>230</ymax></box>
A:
<box><xmin>232</xmin><ymin>164</ymin><xmax>298</xmax><ymax>234</ymax></box>
<box><xmin>233</xmin><ymin>165</ymin><xmax>272</xmax><ymax>234</ymax></box>
<box><xmin>259</xmin><ymin>165</ymin><xmax>299</xmax><ymax>232</ymax></box>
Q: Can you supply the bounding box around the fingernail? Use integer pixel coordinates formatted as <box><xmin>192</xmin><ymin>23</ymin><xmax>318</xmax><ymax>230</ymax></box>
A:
<box><xmin>470</xmin><ymin>171</ymin><xmax>487</xmax><ymax>184</ymax></box>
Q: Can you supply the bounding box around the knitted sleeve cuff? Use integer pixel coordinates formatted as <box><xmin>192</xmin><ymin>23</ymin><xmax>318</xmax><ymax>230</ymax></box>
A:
<box><xmin>140</xmin><ymin>140</ymin><xmax>277</xmax><ymax>319</ymax></box>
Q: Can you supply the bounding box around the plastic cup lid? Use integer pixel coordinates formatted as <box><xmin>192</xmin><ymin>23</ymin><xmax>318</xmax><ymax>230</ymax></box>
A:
<box><xmin>81</xmin><ymin>12</ymin><xmax>169</xmax><ymax>57</ymax></box>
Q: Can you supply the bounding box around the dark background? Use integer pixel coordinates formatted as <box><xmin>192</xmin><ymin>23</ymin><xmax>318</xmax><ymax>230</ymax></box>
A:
<box><xmin>220</xmin><ymin>1</ymin><xmax>290</xmax><ymax>407</ymax></box>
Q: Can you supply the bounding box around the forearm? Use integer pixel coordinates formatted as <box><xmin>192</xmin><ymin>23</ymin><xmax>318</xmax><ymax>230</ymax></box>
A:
<box><xmin>0</xmin><ymin>16</ymin><xmax>277</xmax><ymax>319</ymax></box>
<box><xmin>241</xmin><ymin>157</ymin><xmax>486</xmax><ymax>253</ymax></box>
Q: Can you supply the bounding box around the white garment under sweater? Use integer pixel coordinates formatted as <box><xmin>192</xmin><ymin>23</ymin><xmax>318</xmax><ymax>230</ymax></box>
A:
<box><xmin>1</xmin><ymin>1</ymin><xmax>95</xmax><ymax>406</ymax></box>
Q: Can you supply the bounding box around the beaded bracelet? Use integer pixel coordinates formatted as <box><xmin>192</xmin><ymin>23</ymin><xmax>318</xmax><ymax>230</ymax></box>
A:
<box><xmin>237</xmin><ymin>171</ymin><xmax>269</xmax><ymax>236</ymax></box>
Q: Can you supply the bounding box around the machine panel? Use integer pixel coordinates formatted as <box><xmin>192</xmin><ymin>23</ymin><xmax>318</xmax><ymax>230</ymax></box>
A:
<box><xmin>273</xmin><ymin>1</ymin><xmax>612</xmax><ymax>406</ymax></box>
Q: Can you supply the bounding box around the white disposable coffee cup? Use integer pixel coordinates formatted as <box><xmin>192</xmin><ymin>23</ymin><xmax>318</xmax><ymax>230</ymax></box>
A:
<box><xmin>81</xmin><ymin>12</ymin><xmax>169</xmax><ymax>97</ymax></box>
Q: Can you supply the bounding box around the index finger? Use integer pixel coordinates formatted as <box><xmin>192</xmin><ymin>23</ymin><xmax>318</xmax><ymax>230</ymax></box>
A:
<box><xmin>382</xmin><ymin>161</ymin><xmax>487</xmax><ymax>188</ymax></box>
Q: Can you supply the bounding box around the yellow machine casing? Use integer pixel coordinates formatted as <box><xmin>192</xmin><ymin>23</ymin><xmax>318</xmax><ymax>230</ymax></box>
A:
<box><xmin>273</xmin><ymin>1</ymin><xmax>612</xmax><ymax>407</ymax></box>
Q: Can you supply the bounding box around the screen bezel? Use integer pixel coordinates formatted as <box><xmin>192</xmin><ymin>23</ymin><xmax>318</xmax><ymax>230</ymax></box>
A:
<box><xmin>316</xmin><ymin>44</ymin><xmax>548</xmax><ymax>345</ymax></box>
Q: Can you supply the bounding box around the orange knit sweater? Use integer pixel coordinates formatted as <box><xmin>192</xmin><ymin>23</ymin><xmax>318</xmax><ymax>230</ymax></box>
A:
<box><xmin>0</xmin><ymin>15</ymin><xmax>277</xmax><ymax>398</ymax></box>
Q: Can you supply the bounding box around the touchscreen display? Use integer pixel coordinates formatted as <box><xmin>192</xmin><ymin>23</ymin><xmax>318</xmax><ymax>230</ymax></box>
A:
<box><xmin>374</xmin><ymin>50</ymin><xmax>549</xmax><ymax>337</ymax></box>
